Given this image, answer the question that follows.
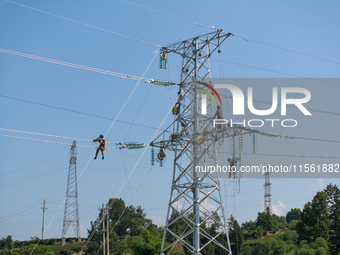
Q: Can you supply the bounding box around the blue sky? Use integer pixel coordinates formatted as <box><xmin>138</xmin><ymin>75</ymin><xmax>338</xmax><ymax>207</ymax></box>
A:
<box><xmin>0</xmin><ymin>0</ymin><xmax>339</xmax><ymax>241</ymax></box>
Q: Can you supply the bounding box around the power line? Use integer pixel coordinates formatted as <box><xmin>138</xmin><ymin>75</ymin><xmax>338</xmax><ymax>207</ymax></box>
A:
<box><xmin>0</xmin><ymin>154</ymin><xmax>68</xmax><ymax>177</ymax></box>
<box><xmin>220</xmin><ymin>95</ymin><xmax>340</xmax><ymax>116</ymax></box>
<box><xmin>120</xmin><ymin>0</ymin><xmax>218</xmax><ymax>30</ymax></box>
<box><xmin>0</xmin><ymin>201</ymin><xmax>41</xmax><ymax>224</ymax></box>
<box><xmin>0</xmin><ymin>166</ymin><xmax>67</xmax><ymax>190</ymax></box>
<box><xmin>0</xmin><ymin>128</ymin><xmax>119</xmax><ymax>145</ymax></box>
<box><xmin>232</xmin><ymin>34</ymin><xmax>340</xmax><ymax>66</ymax></box>
<box><xmin>0</xmin><ymin>48</ymin><xmax>154</xmax><ymax>83</ymax></box>
<box><xmin>280</xmin><ymin>135</ymin><xmax>340</xmax><ymax>144</ymax></box>
<box><xmin>81</xmin><ymin>99</ymin><xmax>176</xmax><ymax>253</ymax></box>
<box><xmin>222</xmin><ymin>151</ymin><xmax>340</xmax><ymax>159</ymax></box>
<box><xmin>0</xmin><ymin>94</ymin><xmax>166</xmax><ymax>132</ymax></box>
<box><xmin>0</xmin><ymin>128</ymin><xmax>92</xmax><ymax>142</ymax></box>
<box><xmin>4</xmin><ymin>0</ymin><xmax>162</xmax><ymax>47</ymax></box>
<box><xmin>28</xmin><ymin>50</ymin><xmax>161</xmax><ymax>255</ymax></box>
<box><xmin>120</xmin><ymin>0</ymin><xmax>339</xmax><ymax>66</ymax></box>
<box><xmin>212</xmin><ymin>58</ymin><xmax>340</xmax><ymax>86</ymax></box>
<box><xmin>0</xmin><ymin>134</ymin><xmax>120</xmax><ymax>149</ymax></box>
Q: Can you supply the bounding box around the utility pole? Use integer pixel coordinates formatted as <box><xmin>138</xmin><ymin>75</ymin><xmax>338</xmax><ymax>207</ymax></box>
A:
<box><xmin>106</xmin><ymin>204</ymin><xmax>109</xmax><ymax>255</ymax></box>
<box><xmin>264</xmin><ymin>169</ymin><xmax>272</xmax><ymax>214</ymax></box>
<box><xmin>62</xmin><ymin>141</ymin><xmax>81</xmax><ymax>245</ymax></box>
<box><xmin>102</xmin><ymin>204</ymin><xmax>106</xmax><ymax>255</ymax></box>
<box><xmin>41</xmin><ymin>199</ymin><xmax>47</xmax><ymax>240</ymax></box>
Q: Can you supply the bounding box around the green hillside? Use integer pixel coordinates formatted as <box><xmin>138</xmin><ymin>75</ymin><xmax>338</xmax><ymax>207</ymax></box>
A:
<box><xmin>1</xmin><ymin>183</ymin><xmax>339</xmax><ymax>255</ymax></box>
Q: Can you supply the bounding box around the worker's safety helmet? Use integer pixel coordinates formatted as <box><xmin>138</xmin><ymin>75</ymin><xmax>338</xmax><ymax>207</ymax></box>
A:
<box><xmin>228</xmin><ymin>158</ymin><xmax>231</xmax><ymax>161</ymax></box>
<box><xmin>100</xmin><ymin>134</ymin><xmax>104</xmax><ymax>138</ymax></box>
<box><xmin>217</xmin><ymin>105</ymin><xmax>221</xmax><ymax>110</ymax></box>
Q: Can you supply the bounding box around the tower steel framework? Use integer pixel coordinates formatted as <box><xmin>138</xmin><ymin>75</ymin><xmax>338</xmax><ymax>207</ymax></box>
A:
<box><xmin>62</xmin><ymin>141</ymin><xmax>80</xmax><ymax>244</ymax></box>
<box><xmin>152</xmin><ymin>30</ymin><xmax>234</xmax><ymax>255</ymax></box>
<box><xmin>153</xmin><ymin>30</ymin><xmax>278</xmax><ymax>255</ymax></box>
<box><xmin>264</xmin><ymin>171</ymin><xmax>272</xmax><ymax>214</ymax></box>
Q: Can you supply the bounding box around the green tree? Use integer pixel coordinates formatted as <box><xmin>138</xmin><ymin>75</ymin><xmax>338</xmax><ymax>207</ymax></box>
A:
<box><xmin>241</xmin><ymin>220</ymin><xmax>256</xmax><ymax>231</ymax></box>
<box><xmin>228</xmin><ymin>215</ymin><xmax>244</xmax><ymax>255</ymax></box>
<box><xmin>0</xmin><ymin>236</ymin><xmax>13</xmax><ymax>251</ymax></box>
<box><xmin>254</xmin><ymin>226</ymin><xmax>264</xmax><ymax>239</ymax></box>
<box><xmin>297</xmin><ymin>191</ymin><xmax>329</xmax><ymax>243</ymax></box>
<box><xmin>256</xmin><ymin>207</ymin><xmax>273</xmax><ymax>232</ymax></box>
<box><xmin>286</xmin><ymin>208</ymin><xmax>301</xmax><ymax>223</ymax></box>
<box><xmin>324</xmin><ymin>183</ymin><xmax>340</xmax><ymax>254</ymax></box>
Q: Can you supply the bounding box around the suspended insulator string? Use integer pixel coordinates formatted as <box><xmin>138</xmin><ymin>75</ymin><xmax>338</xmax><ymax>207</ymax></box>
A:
<box><xmin>221</xmin><ymin>95</ymin><xmax>340</xmax><ymax>116</ymax></box>
<box><xmin>0</xmin><ymin>94</ymin><xmax>167</xmax><ymax>132</ymax></box>
<box><xmin>4</xmin><ymin>0</ymin><xmax>162</xmax><ymax>48</ymax></box>
<box><xmin>0</xmin><ymin>48</ymin><xmax>153</xmax><ymax>83</ymax></box>
<box><xmin>212</xmin><ymin>58</ymin><xmax>340</xmax><ymax>86</ymax></box>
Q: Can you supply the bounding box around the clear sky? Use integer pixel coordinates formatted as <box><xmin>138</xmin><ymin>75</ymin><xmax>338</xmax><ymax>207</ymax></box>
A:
<box><xmin>0</xmin><ymin>0</ymin><xmax>339</xmax><ymax>242</ymax></box>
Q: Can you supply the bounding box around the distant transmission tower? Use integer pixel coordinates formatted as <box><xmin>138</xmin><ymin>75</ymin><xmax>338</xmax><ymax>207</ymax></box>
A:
<box><xmin>62</xmin><ymin>141</ymin><xmax>81</xmax><ymax>245</ymax></box>
<box><xmin>263</xmin><ymin>169</ymin><xmax>272</xmax><ymax>214</ymax></box>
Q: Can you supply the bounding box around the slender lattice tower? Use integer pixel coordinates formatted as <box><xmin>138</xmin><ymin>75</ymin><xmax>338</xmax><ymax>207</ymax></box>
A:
<box><xmin>153</xmin><ymin>30</ymin><xmax>278</xmax><ymax>255</ymax></box>
<box><xmin>264</xmin><ymin>170</ymin><xmax>272</xmax><ymax>214</ymax></box>
<box><xmin>152</xmin><ymin>30</ymin><xmax>235</xmax><ymax>255</ymax></box>
<box><xmin>62</xmin><ymin>141</ymin><xmax>80</xmax><ymax>245</ymax></box>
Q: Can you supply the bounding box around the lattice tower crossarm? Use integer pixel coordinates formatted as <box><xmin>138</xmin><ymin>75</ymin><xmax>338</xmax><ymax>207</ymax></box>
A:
<box><xmin>62</xmin><ymin>141</ymin><xmax>80</xmax><ymax>241</ymax></box>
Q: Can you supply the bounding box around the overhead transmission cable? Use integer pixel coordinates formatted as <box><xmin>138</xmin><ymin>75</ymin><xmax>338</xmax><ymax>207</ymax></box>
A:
<box><xmin>212</xmin><ymin>59</ymin><xmax>340</xmax><ymax>86</ymax></box>
<box><xmin>220</xmin><ymin>95</ymin><xmax>340</xmax><ymax>116</ymax></box>
<box><xmin>4</xmin><ymin>0</ymin><xmax>162</xmax><ymax>47</ymax></box>
<box><xmin>0</xmin><ymin>201</ymin><xmax>41</xmax><ymax>224</ymax></box>
<box><xmin>0</xmin><ymin>128</ymin><xmax>93</xmax><ymax>143</ymax></box>
<box><xmin>0</xmin><ymin>128</ymin><xmax>141</xmax><ymax>145</ymax></box>
<box><xmin>0</xmin><ymin>134</ymin><xmax>114</xmax><ymax>149</ymax></box>
<box><xmin>28</xmin><ymin>49</ymin><xmax>159</xmax><ymax>255</ymax></box>
<box><xmin>0</xmin><ymin>154</ymin><xmax>68</xmax><ymax>177</ymax></box>
<box><xmin>120</xmin><ymin>0</ymin><xmax>340</xmax><ymax>66</ymax></box>
<box><xmin>120</xmin><ymin>0</ymin><xmax>217</xmax><ymax>30</ymax></box>
<box><xmin>104</xmin><ymin>51</ymin><xmax>158</xmax><ymax>137</ymax></box>
<box><xmin>222</xmin><ymin>151</ymin><xmax>340</xmax><ymax>159</ymax></box>
<box><xmin>232</xmin><ymin>34</ymin><xmax>340</xmax><ymax>66</ymax></box>
<box><xmin>90</xmin><ymin>99</ymin><xmax>177</xmax><ymax>255</ymax></box>
<box><xmin>0</xmin><ymin>166</ymin><xmax>67</xmax><ymax>190</ymax></box>
<box><xmin>0</xmin><ymin>48</ymin><xmax>154</xmax><ymax>83</ymax></box>
<box><xmin>0</xmin><ymin>94</ymin><xmax>166</xmax><ymax>132</ymax></box>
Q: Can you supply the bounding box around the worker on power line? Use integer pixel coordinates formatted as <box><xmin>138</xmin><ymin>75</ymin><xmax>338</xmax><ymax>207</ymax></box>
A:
<box><xmin>93</xmin><ymin>134</ymin><xmax>105</xmax><ymax>160</ymax></box>
<box><xmin>228</xmin><ymin>158</ymin><xmax>236</xmax><ymax>178</ymax></box>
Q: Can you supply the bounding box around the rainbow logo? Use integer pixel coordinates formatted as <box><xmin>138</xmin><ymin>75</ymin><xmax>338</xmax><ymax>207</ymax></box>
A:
<box><xmin>198</xmin><ymin>82</ymin><xmax>222</xmax><ymax>115</ymax></box>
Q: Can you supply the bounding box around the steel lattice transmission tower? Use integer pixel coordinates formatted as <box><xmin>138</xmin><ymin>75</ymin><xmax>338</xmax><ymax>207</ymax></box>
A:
<box><xmin>152</xmin><ymin>30</ymin><xmax>236</xmax><ymax>255</ymax></box>
<box><xmin>153</xmin><ymin>30</ymin><xmax>278</xmax><ymax>255</ymax></box>
<box><xmin>62</xmin><ymin>141</ymin><xmax>81</xmax><ymax>245</ymax></box>
<box><xmin>264</xmin><ymin>171</ymin><xmax>272</xmax><ymax>214</ymax></box>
